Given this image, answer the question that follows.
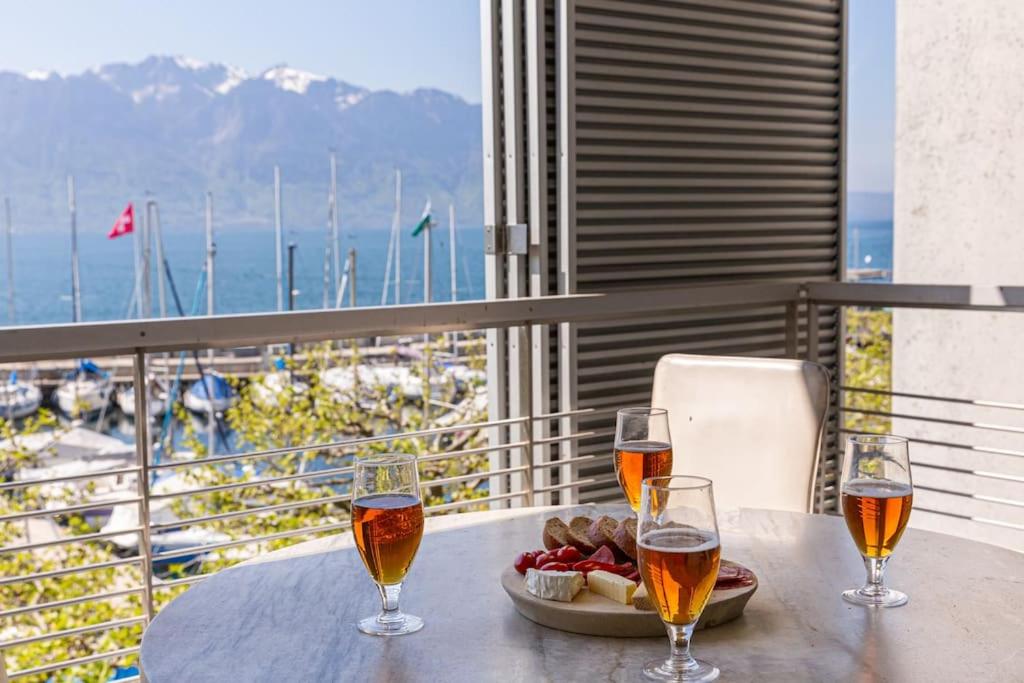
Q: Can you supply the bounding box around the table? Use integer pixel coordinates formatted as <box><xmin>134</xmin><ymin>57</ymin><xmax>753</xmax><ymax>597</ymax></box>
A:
<box><xmin>140</xmin><ymin>505</ymin><xmax>1024</xmax><ymax>682</ymax></box>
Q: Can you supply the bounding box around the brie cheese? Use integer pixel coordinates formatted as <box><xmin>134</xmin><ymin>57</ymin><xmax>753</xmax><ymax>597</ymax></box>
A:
<box><xmin>525</xmin><ymin>568</ymin><xmax>584</xmax><ymax>602</ymax></box>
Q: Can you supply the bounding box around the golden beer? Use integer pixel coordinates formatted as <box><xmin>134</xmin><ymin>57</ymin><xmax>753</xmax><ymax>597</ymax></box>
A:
<box><xmin>353</xmin><ymin>493</ymin><xmax>424</xmax><ymax>585</ymax></box>
<box><xmin>638</xmin><ymin>528</ymin><xmax>721</xmax><ymax>625</ymax></box>
<box><xmin>614</xmin><ymin>440</ymin><xmax>673</xmax><ymax>512</ymax></box>
<box><xmin>841</xmin><ymin>480</ymin><xmax>913</xmax><ymax>558</ymax></box>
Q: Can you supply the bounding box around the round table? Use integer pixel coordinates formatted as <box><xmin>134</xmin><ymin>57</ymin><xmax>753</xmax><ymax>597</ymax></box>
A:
<box><xmin>140</xmin><ymin>505</ymin><xmax>1024</xmax><ymax>682</ymax></box>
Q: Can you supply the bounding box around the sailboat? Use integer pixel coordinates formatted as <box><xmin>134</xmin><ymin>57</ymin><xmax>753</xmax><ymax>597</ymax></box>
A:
<box><xmin>251</xmin><ymin>358</ymin><xmax>309</xmax><ymax>408</ymax></box>
<box><xmin>0</xmin><ymin>371</ymin><xmax>42</xmax><ymax>420</ymax></box>
<box><xmin>184</xmin><ymin>372</ymin><xmax>236</xmax><ymax>415</ymax></box>
<box><xmin>55</xmin><ymin>359</ymin><xmax>113</xmax><ymax>418</ymax></box>
<box><xmin>117</xmin><ymin>374</ymin><xmax>170</xmax><ymax>418</ymax></box>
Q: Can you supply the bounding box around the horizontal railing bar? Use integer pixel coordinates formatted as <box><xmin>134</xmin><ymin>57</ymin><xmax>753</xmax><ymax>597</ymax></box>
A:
<box><xmin>841</xmin><ymin>385</ymin><xmax>1024</xmax><ymax>411</ymax></box>
<box><xmin>417</xmin><ymin>441</ymin><xmax>529</xmax><ymax>464</ymax></box>
<box><xmin>0</xmin><ymin>556</ymin><xmax>142</xmax><ymax>586</ymax></box>
<box><xmin>535</xmin><ymin>475</ymin><xmax>620</xmax><ymax>495</ymax></box>
<box><xmin>421</xmin><ymin>464</ymin><xmax>529</xmax><ymax>489</ymax></box>
<box><xmin>838</xmin><ymin>427</ymin><xmax>1024</xmax><ymax>459</ymax></box>
<box><xmin>0</xmin><ymin>497</ymin><xmax>143</xmax><ymax>523</ymax></box>
<box><xmin>534</xmin><ymin>453</ymin><xmax>614</xmax><ymax>469</ymax></box>
<box><xmin>1</xmin><ymin>526</ymin><xmax>143</xmax><ymax>554</ymax></box>
<box><xmin>0</xmin><ymin>586</ymin><xmax>145</xmax><ymax>619</ymax></box>
<box><xmin>151</xmin><ymin>494</ymin><xmax>351</xmax><ymax>531</ymax></box>
<box><xmin>423</xmin><ymin>490</ymin><xmax>529</xmax><ymax>515</ymax></box>
<box><xmin>913</xmin><ymin>484</ymin><xmax>1024</xmax><ymax>509</ymax></box>
<box><xmin>913</xmin><ymin>504</ymin><xmax>1024</xmax><ymax>532</ymax></box>
<box><xmin>840</xmin><ymin>406</ymin><xmax>1024</xmax><ymax>434</ymax></box>
<box><xmin>1</xmin><ymin>616</ymin><xmax>146</xmax><ymax>649</ymax></box>
<box><xmin>150</xmin><ymin>521</ymin><xmax>352</xmax><ymax>562</ymax></box>
<box><xmin>808</xmin><ymin>282</ymin><xmax>1024</xmax><ymax>311</ymax></box>
<box><xmin>534</xmin><ymin>429</ymin><xmax>616</xmax><ymax>446</ymax></box>
<box><xmin>9</xmin><ymin>646</ymin><xmax>140</xmax><ymax>679</ymax></box>
<box><xmin>149</xmin><ymin>467</ymin><xmax>353</xmax><ymax>500</ymax></box>
<box><xmin>148</xmin><ymin>416</ymin><xmax>523</xmax><ymax>472</ymax></box>
<box><xmin>0</xmin><ymin>466</ymin><xmax>142</xmax><ymax>491</ymax></box>
<box><xmin>533</xmin><ymin>406</ymin><xmax>621</xmax><ymax>421</ymax></box>
<box><xmin>0</xmin><ymin>283</ymin><xmax>801</xmax><ymax>363</ymax></box>
<box><xmin>154</xmin><ymin>574</ymin><xmax>207</xmax><ymax>589</ymax></box>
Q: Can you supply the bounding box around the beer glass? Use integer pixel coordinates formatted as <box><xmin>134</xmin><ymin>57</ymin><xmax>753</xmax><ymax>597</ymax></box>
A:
<box><xmin>840</xmin><ymin>435</ymin><xmax>913</xmax><ymax>607</ymax></box>
<box><xmin>637</xmin><ymin>476</ymin><xmax>721</xmax><ymax>682</ymax></box>
<box><xmin>615</xmin><ymin>408</ymin><xmax>673</xmax><ymax>512</ymax></box>
<box><xmin>352</xmin><ymin>452</ymin><xmax>425</xmax><ymax>635</ymax></box>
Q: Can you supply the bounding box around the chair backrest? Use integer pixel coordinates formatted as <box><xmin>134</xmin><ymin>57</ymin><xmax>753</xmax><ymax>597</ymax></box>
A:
<box><xmin>650</xmin><ymin>353</ymin><xmax>830</xmax><ymax>513</ymax></box>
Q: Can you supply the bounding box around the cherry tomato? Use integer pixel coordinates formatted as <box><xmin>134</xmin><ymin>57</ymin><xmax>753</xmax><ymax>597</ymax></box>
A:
<box><xmin>534</xmin><ymin>551</ymin><xmax>558</xmax><ymax>567</ymax></box>
<box><xmin>554</xmin><ymin>546</ymin><xmax>582</xmax><ymax>563</ymax></box>
<box><xmin>513</xmin><ymin>551</ymin><xmax>538</xmax><ymax>575</ymax></box>
<box><xmin>538</xmin><ymin>561</ymin><xmax>571</xmax><ymax>572</ymax></box>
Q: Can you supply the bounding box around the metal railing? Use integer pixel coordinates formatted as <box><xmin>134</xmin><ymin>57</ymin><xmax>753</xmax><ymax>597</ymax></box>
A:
<box><xmin>2</xmin><ymin>280</ymin><xmax>1023</xmax><ymax>680</ymax></box>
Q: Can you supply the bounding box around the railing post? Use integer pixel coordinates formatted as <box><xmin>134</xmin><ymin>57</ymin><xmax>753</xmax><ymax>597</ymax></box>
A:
<box><xmin>807</xmin><ymin>299</ymin><xmax>820</xmax><ymax>363</ymax></box>
<box><xmin>1</xmin><ymin>649</ymin><xmax>9</xmax><ymax>683</ymax></box>
<box><xmin>522</xmin><ymin>324</ymin><xmax>535</xmax><ymax>506</ymax></box>
<box><xmin>132</xmin><ymin>350</ymin><xmax>156</xmax><ymax>632</ymax></box>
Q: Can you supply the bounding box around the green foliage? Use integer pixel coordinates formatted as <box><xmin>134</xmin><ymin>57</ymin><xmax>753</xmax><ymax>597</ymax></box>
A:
<box><xmin>843</xmin><ymin>308</ymin><xmax>892</xmax><ymax>433</ymax></box>
<box><xmin>2</xmin><ymin>337</ymin><xmax>489</xmax><ymax>680</ymax></box>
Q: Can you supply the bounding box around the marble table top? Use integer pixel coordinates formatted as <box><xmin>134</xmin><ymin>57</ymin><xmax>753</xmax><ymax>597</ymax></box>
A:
<box><xmin>140</xmin><ymin>504</ymin><xmax>1024</xmax><ymax>682</ymax></box>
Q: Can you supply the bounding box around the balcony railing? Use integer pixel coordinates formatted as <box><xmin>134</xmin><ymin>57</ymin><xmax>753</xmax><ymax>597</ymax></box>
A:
<box><xmin>1</xmin><ymin>280</ymin><xmax>1022</xmax><ymax>681</ymax></box>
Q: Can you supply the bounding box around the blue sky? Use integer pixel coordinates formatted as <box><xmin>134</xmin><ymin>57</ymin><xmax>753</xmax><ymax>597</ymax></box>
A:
<box><xmin>0</xmin><ymin>1</ymin><xmax>483</xmax><ymax>101</ymax></box>
<box><xmin>0</xmin><ymin>0</ymin><xmax>890</xmax><ymax>191</ymax></box>
<box><xmin>848</xmin><ymin>0</ymin><xmax>895</xmax><ymax>194</ymax></box>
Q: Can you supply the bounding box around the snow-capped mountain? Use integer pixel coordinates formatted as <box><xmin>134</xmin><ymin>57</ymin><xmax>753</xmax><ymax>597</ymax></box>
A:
<box><xmin>0</xmin><ymin>56</ymin><xmax>482</xmax><ymax>232</ymax></box>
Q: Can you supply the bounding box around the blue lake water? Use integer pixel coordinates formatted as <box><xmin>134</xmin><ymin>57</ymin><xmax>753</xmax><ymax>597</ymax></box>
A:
<box><xmin>1</xmin><ymin>226</ymin><xmax>485</xmax><ymax>326</ymax></box>
<box><xmin>846</xmin><ymin>220</ymin><xmax>893</xmax><ymax>276</ymax></box>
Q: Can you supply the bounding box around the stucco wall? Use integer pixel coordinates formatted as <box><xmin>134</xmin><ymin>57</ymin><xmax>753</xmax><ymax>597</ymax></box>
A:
<box><xmin>892</xmin><ymin>0</ymin><xmax>1024</xmax><ymax>550</ymax></box>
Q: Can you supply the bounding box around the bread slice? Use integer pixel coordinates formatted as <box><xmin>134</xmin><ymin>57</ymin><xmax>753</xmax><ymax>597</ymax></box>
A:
<box><xmin>586</xmin><ymin>515</ymin><xmax>619</xmax><ymax>552</ymax></box>
<box><xmin>612</xmin><ymin>517</ymin><xmax>638</xmax><ymax>560</ymax></box>
<box><xmin>632</xmin><ymin>582</ymin><xmax>655</xmax><ymax>611</ymax></box>
<box><xmin>567</xmin><ymin>516</ymin><xmax>599</xmax><ymax>554</ymax></box>
<box><xmin>542</xmin><ymin>517</ymin><xmax>575</xmax><ymax>550</ymax></box>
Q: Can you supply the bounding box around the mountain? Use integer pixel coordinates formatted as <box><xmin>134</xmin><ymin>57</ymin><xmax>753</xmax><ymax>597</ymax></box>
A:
<box><xmin>0</xmin><ymin>56</ymin><xmax>483</xmax><ymax>233</ymax></box>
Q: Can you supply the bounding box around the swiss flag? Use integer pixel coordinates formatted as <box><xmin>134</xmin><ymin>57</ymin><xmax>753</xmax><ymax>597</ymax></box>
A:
<box><xmin>108</xmin><ymin>203</ymin><xmax>134</xmax><ymax>240</ymax></box>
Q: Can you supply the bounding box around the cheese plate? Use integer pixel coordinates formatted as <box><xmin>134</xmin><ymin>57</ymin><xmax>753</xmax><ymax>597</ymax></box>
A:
<box><xmin>501</xmin><ymin>560</ymin><xmax>757</xmax><ymax>638</ymax></box>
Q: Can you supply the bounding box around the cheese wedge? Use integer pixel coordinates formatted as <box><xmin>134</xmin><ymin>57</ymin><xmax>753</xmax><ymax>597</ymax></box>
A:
<box><xmin>587</xmin><ymin>570</ymin><xmax>637</xmax><ymax>604</ymax></box>
<box><xmin>631</xmin><ymin>582</ymin><xmax>655</xmax><ymax>611</ymax></box>
<box><xmin>525</xmin><ymin>568</ymin><xmax>584</xmax><ymax>602</ymax></box>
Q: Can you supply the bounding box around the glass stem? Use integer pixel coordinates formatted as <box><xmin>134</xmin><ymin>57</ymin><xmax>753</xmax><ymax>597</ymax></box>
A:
<box><xmin>665</xmin><ymin>623</ymin><xmax>697</xmax><ymax>674</ymax></box>
<box><xmin>863</xmin><ymin>556</ymin><xmax>889</xmax><ymax>595</ymax></box>
<box><xmin>376</xmin><ymin>582</ymin><xmax>403</xmax><ymax>623</ymax></box>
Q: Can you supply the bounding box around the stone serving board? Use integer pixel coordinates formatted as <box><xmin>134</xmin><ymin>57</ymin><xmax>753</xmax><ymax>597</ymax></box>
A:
<box><xmin>501</xmin><ymin>560</ymin><xmax>757</xmax><ymax>638</ymax></box>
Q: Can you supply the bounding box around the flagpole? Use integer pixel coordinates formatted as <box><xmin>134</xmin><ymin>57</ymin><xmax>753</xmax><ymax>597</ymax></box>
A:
<box><xmin>449</xmin><ymin>203</ymin><xmax>457</xmax><ymax>355</ymax></box>
<box><xmin>151</xmin><ymin>200</ymin><xmax>168</xmax><ymax>319</ymax></box>
<box><xmin>394</xmin><ymin>169</ymin><xmax>402</xmax><ymax>305</ymax></box>
<box><xmin>330</xmin><ymin>150</ymin><xmax>340</xmax><ymax>302</ymax></box>
<box><xmin>141</xmin><ymin>196</ymin><xmax>152</xmax><ymax>318</ymax></box>
<box><xmin>132</xmin><ymin>207</ymin><xmax>142</xmax><ymax>319</ymax></box>
<box><xmin>379</xmin><ymin>186</ymin><xmax>397</xmax><ymax>307</ymax></box>
<box><xmin>205</xmin><ymin>192</ymin><xmax>215</xmax><ymax>317</ymax></box>
<box><xmin>274</xmin><ymin>165</ymin><xmax>284</xmax><ymax>312</ymax></box>
<box><xmin>423</xmin><ymin>209</ymin><xmax>432</xmax><ymax>304</ymax></box>
<box><xmin>348</xmin><ymin>248</ymin><xmax>357</xmax><ymax>308</ymax></box>
<box><xmin>322</xmin><ymin>212</ymin><xmax>332</xmax><ymax>309</ymax></box>
<box><xmin>67</xmin><ymin>175</ymin><xmax>82</xmax><ymax>323</ymax></box>
<box><xmin>4</xmin><ymin>197</ymin><xmax>14</xmax><ymax>324</ymax></box>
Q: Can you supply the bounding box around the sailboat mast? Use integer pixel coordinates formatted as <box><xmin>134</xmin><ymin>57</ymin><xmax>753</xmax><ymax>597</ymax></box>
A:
<box><xmin>205</xmin><ymin>192</ymin><xmax>215</xmax><ymax>316</ymax></box>
<box><xmin>449</xmin><ymin>204</ymin><xmax>457</xmax><ymax>302</ymax></box>
<box><xmin>322</xmin><ymin>213</ymin><xmax>332</xmax><ymax>309</ymax></box>
<box><xmin>67</xmin><ymin>175</ymin><xmax>82</xmax><ymax>323</ymax></box>
<box><xmin>274</xmin><ymin>165</ymin><xmax>284</xmax><ymax>312</ymax></box>
<box><xmin>394</xmin><ymin>169</ymin><xmax>402</xmax><ymax>305</ymax></box>
<box><xmin>151</xmin><ymin>200</ymin><xmax>168</xmax><ymax>319</ymax></box>
<box><xmin>423</xmin><ymin>210</ymin><xmax>432</xmax><ymax>304</ymax></box>
<box><xmin>4</xmin><ymin>197</ymin><xmax>14</xmax><ymax>323</ymax></box>
<box><xmin>330</xmin><ymin>151</ymin><xmax>340</xmax><ymax>300</ymax></box>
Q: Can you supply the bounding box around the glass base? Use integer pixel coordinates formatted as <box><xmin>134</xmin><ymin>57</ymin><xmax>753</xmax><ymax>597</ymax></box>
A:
<box><xmin>357</xmin><ymin>612</ymin><xmax>424</xmax><ymax>636</ymax></box>
<box><xmin>842</xmin><ymin>586</ymin><xmax>908</xmax><ymax>608</ymax></box>
<box><xmin>642</xmin><ymin>657</ymin><xmax>719</xmax><ymax>682</ymax></box>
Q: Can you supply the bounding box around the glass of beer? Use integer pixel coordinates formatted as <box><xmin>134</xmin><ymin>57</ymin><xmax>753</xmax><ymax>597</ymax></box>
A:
<box><xmin>637</xmin><ymin>476</ymin><xmax>721</xmax><ymax>682</ymax></box>
<box><xmin>352</xmin><ymin>452</ymin><xmax>425</xmax><ymax>635</ymax></box>
<box><xmin>615</xmin><ymin>407</ymin><xmax>673</xmax><ymax>512</ymax></box>
<box><xmin>840</xmin><ymin>434</ymin><xmax>913</xmax><ymax>607</ymax></box>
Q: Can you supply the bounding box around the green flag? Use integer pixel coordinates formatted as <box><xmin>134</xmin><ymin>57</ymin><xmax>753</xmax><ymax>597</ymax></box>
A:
<box><xmin>411</xmin><ymin>198</ymin><xmax>432</xmax><ymax>237</ymax></box>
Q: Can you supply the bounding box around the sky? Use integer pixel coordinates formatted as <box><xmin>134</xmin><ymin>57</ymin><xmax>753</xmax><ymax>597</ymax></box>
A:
<box><xmin>0</xmin><ymin>0</ymin><xmax>890</xmax><ymax>190</ymax></box>
<box><xmin>848</xmin><ymin>0</ymin><xmax>895</xmax><ymax>194</ymax></box>
<box><xmin>0</xmin><ymin>0</ymin><xmax>483</xmax><ymax>102</ymax></box>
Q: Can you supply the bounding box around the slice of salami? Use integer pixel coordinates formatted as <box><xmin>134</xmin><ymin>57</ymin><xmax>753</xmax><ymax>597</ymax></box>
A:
<box><xmin>715</xmin><ymin>562</ymin><xmax>756</xmax><ymax>589</ymax></box>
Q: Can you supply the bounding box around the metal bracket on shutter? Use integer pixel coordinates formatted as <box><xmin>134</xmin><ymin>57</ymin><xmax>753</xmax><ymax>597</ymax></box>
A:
<box><xmin>485</xmin><ymin>223</ymin><xmax>528</xmax><ymax>255</ymax></box>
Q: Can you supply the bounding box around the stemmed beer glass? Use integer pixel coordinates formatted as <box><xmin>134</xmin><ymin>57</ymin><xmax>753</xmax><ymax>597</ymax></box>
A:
<box><xmin>352</xmin><ymin>452</ymin><xmax>425</xmax><ymax>635</ymax></box>
<box><xmin>840</xmin><ymin>435</ymin><xmax>914</xmax><ymax>607</ymax></box>
<box><xmin>637</xmin><ymin>476</ymin><xmax>721</xmax><ymax>682</ymax></box>
<box><xmin>614</xmin><ymin>407</ymin><xmax>674</xmax><ymax>512</ymax></box>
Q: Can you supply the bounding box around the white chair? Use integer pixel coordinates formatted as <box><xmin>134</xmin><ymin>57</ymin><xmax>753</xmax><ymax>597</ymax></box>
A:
<box><xmin>650</xmin><ymin>353</ymin><xmax>830</xmax><ymax>513</ymax></box>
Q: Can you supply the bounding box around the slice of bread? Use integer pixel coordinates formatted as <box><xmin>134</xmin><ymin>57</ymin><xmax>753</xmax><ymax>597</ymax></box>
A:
<box><xmin>567</xmin><ymin>516</ymin><xmax>599</xmax><ymax>554</ymax></box>
<box><xmin>612</xmin><ymin>516</ymin><xmax>638</xmax><ymax>560</ymax></box>
<box><xmin>632</xmin><ymin>582</ymin><xmax>655</xmax><ymax>611</ymax></box>
<box><xmin>542</xmin><ymin>517</ymin><xmax>575</xmax><ymax>550</ymax></box>
<box><xmin>586</xmin><ymin>515</ymin><xmax>619</xmax><ymax>552</ymax></box>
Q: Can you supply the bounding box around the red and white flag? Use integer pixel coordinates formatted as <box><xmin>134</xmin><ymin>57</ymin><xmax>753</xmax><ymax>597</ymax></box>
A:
<box><xmin>108</xmin><ymin>203</ymin><xmax>134</xmax><ymax>240</ymax></box>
